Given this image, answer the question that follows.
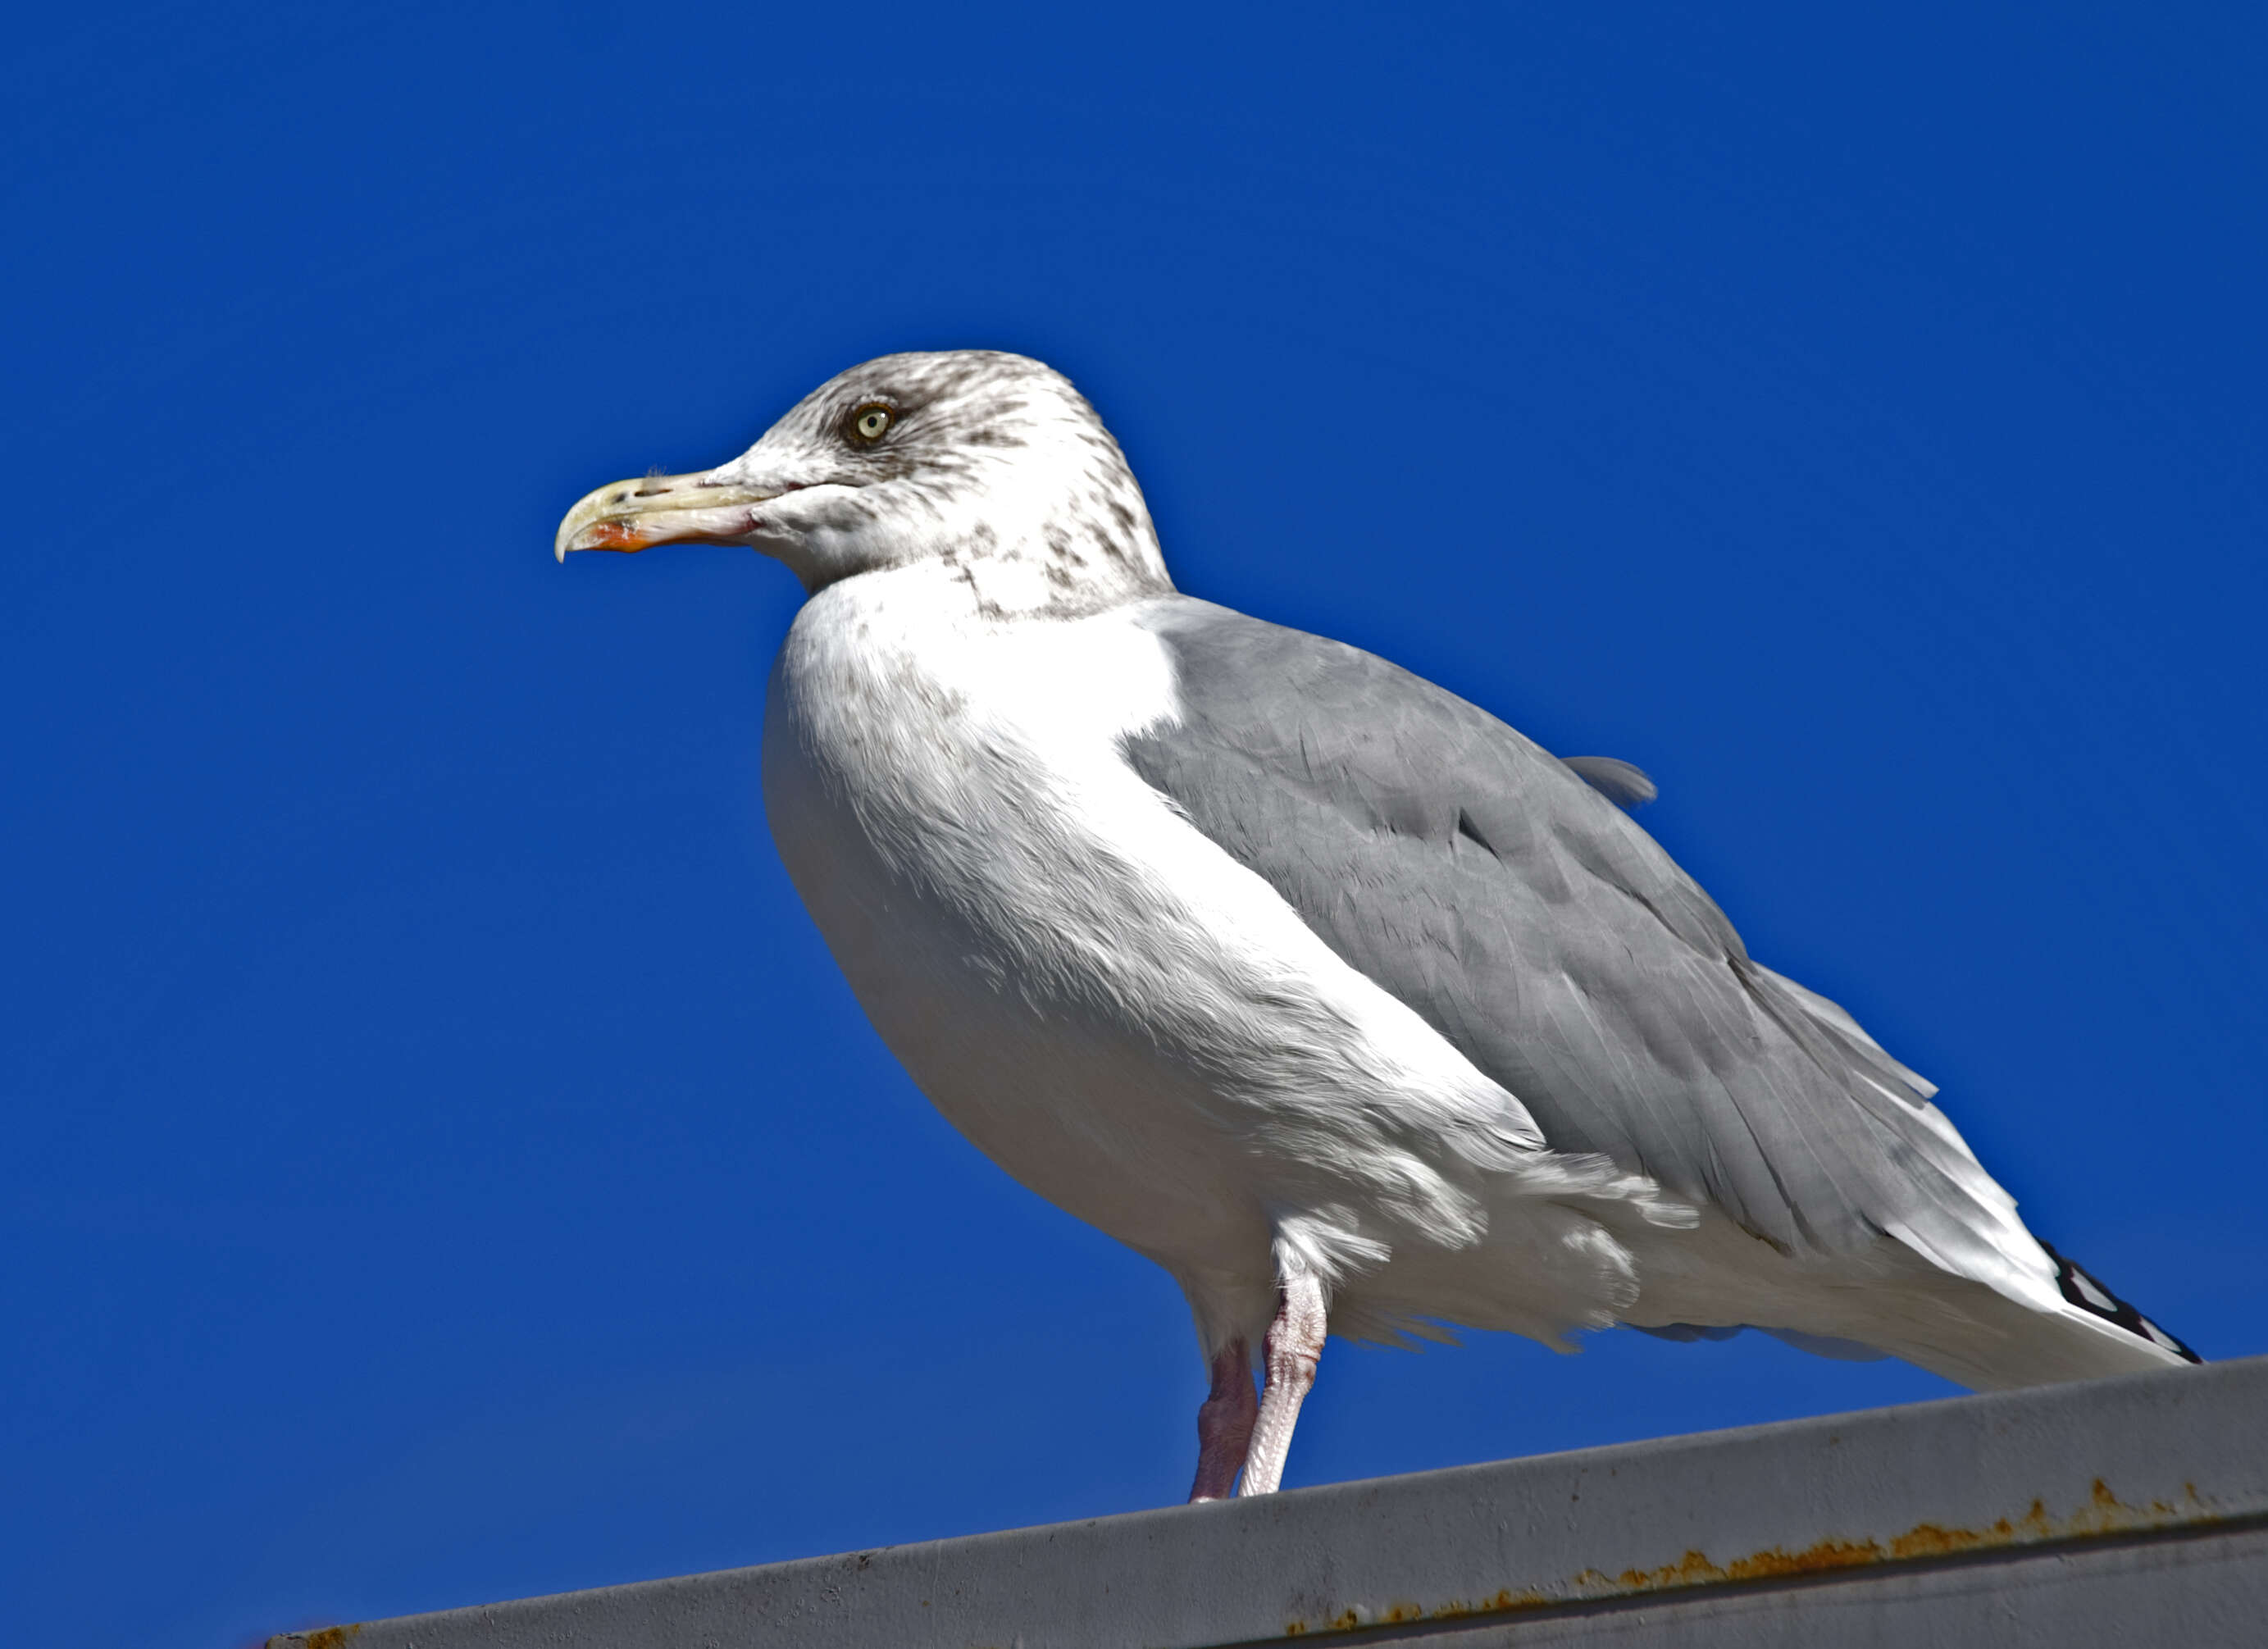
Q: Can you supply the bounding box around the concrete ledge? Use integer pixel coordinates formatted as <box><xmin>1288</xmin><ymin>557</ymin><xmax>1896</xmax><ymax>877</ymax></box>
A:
<box><xmin>271</xmin><ymin>1355</ymin><xmax>2268</xmax><ymax>1648</ymax></box>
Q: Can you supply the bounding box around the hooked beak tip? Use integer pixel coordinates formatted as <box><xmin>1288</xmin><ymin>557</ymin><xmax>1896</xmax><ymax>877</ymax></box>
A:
<box><xmin>554</xmin><ymin>471</ymin><xmax>781</xmax><ymax>563</ymax></box>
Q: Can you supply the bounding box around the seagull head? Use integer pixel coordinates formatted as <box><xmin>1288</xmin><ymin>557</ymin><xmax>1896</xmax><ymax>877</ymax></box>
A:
<box><xmin>556</xmin><ymin>349</ymin><xmax>1173</xmax><ymax>615</ymax></box>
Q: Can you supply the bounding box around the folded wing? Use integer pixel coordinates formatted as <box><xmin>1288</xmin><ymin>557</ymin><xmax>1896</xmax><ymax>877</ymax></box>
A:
<box><xmin>1120</xmin><ymin>595</ymin><xmax>2060</xmax><ymax>1314</ymax></box>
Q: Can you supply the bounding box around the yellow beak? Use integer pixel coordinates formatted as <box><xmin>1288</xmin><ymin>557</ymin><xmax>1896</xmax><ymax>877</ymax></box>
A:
<box><xmin>553</xmin><ymin>472</ymin><xmax>785</xmax><ymax>563</ymax></box>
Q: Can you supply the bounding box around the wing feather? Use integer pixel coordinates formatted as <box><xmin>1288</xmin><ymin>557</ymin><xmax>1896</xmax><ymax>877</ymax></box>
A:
<box><xmin>1121</xmin><ymin>596</ymin><xmax>2053</xmax><ymax>1304</ymax></box>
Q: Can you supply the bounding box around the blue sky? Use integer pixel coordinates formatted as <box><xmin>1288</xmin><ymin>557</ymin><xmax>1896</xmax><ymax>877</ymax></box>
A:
<box><xmin>6</xmin><ymin>4</ymin><xmax>2264</xmax><ymax>1645</ymax></box>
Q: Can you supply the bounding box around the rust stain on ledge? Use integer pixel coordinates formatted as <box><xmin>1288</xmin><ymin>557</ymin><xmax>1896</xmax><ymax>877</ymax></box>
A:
<box><xmin>1279</xmin><ymin>1478</ymin><xmax>2216</xmax><ymax>1638</ymax></box>
<box><xmin>300</xmin><ymin>1629</ymin><xmax>363</xmax><ymax>1649</ymax></box>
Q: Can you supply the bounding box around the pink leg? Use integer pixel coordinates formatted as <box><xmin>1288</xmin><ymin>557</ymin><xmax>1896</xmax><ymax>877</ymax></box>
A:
<box><xmin>1187</xmin><ymin>1338</ymin><xmax>1257</xmax><ymax>1502</ymax></box>
<box><xmin>1237</xmin><ymin>1271</ymin><xmax>1328</xmax><ymax>1496</ymax></box>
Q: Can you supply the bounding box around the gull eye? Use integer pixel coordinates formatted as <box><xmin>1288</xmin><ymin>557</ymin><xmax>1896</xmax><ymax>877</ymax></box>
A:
<box><xmin>849</xmin><ymin>403</ymin><xmax>894</xmax><ymax>443</ymax></box>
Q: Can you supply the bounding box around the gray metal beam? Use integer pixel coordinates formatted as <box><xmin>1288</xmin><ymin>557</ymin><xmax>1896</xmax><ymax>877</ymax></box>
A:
<box><xmin>271</xmin><ymin>1355</ymin><xmax>2268</xmax><ymax>1648</ymax></box>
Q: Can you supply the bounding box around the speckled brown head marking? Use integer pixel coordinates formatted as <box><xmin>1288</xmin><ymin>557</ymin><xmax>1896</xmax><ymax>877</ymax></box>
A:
<box><xmin>699</xmin><ymin>349</ymin><xmax>1174</xmax><ymax>617</ymax></box>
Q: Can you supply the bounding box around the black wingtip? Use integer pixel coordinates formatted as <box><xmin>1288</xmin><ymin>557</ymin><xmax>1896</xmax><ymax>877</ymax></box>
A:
<box><xmin>2038</xmin><ymin>1241</ymin><xmax>2202</xmax><ymax>1364</ymax></box>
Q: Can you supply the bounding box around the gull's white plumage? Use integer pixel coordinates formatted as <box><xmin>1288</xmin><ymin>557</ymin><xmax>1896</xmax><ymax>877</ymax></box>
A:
<box><xmin>557</xmin><ymin>348</ymin><xmax>2198</xmax><ymax>1501</ymax></box>
<box><xmin>763</xmin><ymin>563</ymin><xmax>1686</xmax><ymax>1343</ymax></box>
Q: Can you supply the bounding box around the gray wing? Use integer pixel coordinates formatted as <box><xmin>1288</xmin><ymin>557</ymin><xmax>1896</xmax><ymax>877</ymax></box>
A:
<box><xmin>1561</xmin><ymin>756</ymin><xmax>1657</xmax><ymax>810</ymax></box>
<box><xmin>1121</xmin><ymin>595</ymin><xmax>2027</xmax><ymax>1279</ymax></box>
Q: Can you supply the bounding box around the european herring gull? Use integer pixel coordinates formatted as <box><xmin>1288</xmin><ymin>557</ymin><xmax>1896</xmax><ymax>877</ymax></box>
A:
<box><xmin>556</xmin><ymin>349</ymin><xmax>2197</xmax><ymax>1501</ymax></box>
